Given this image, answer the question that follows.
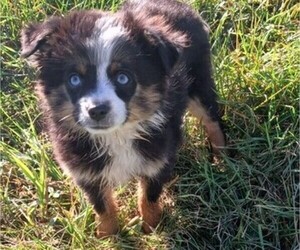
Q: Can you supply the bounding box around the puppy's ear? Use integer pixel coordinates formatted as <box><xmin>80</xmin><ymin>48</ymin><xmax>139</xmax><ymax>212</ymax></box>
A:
<box><xmin>123</xmin><ymin>12</ymin><xmax>189</xmax><ymax>73</ymax></box>
<box><xmin>144</xmin><ymin>29</ymin><xmax>187</xmax><ymax>73</ymax></box>
<box><xmin>20</xmin><ymin>17</ymin><xmax>60</xmax><ymax>58</ymax></box>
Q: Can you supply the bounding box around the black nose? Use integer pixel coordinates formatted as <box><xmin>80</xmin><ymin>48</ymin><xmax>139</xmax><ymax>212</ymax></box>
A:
<box><xmin>88</xmin><ymin>103</ymin><xmax>111</xmax><ymax>121</ymax></box>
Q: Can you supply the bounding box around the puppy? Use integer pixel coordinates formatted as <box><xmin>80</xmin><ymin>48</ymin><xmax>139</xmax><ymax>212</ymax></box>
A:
<box><xmin>21</xmin><ymin>0</ymin><xmax>225</xmax><ymax>237</ymax></box>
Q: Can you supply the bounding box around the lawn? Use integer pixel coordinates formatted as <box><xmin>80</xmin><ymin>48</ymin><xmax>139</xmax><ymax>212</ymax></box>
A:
<box><xmin>1</xmin><ymin>0</ymin><xmax>299</xmax><ymax>249</ymax></box>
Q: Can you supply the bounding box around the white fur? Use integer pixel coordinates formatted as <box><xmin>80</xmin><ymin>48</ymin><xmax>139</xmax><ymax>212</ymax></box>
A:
<box><xmin>79</xmin><ymin>17</ymin><xmax>128</xmax><ymax>133</ymax></box>
<box><xmin>96</xmin><ymin>130</ymin><xmax>166</xmax><ymax>186</ymax></box>
<box><xmin>66</xmin><ymin>111</ymin><xmax>167</xmax><ymax>187</ymax></box>
<box><xmin>77</xmin><ymin>82</ymin><xmax>127</xmax><ymax>133</ymax></box>
<box><xmin>94</xmin><ymin>111</ymin><xmax>167</xmax><ymax>186</ymax></box>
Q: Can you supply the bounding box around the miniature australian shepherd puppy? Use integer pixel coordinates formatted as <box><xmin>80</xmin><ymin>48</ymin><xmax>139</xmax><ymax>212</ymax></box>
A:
<box><xmin>21</xmin><ymin>0</ymin><xmax>225</xmax><ymax>237</ymax></box>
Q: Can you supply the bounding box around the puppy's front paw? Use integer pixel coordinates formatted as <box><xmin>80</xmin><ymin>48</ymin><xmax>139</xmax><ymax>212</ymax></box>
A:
<box><xmin>139</xmin><ymin>201</ymin><xmax>162</xmax><ymax>234</ymax></box>
<box><xmin>95</xmin><ymin>216</ymin><xmax>119</xmax><ymax>238</ymax></box>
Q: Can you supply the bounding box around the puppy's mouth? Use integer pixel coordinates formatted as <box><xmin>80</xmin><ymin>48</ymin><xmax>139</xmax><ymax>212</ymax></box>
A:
<box><xmin>80</xmin><ymin>121</ymin><xmax>114</xmax><ymax>130</ymax></box>
<box><xmin>84</xmin><ymin>124</ymin><xmax>122</xmax><ymax>135</ymax></box>
<box><xmin>89</xmin><ymin>125</ymin><xmax>111</xmax><ymax>130</ymax></box>
<box><xmin>78</xmin><ymin>119</ymin><xmax>123</xmax><ymax>134</ymax></box>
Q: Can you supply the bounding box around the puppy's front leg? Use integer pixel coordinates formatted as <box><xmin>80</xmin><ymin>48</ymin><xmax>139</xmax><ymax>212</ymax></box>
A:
<box><xmin>138</xmin><ymin>177</ymin><xmax>164</xmax><ymax>234</ymax></box>
<box><xmin>78</xmin><ymin>181</ymin><xmax>119</xmax><ymax>238</ymax></box>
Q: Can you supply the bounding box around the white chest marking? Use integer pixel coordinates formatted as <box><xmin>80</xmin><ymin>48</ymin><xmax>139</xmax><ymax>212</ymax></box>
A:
<box><xmin>96</xmin><ymin>127</ymin><xmax>165</xmax><ymax>186</ymax></box>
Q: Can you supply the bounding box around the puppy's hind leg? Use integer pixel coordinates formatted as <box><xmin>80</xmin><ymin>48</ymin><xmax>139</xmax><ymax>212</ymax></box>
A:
<box><xmin>187</xmin><ymin>45</ymin><xmax>226</xmax><ymax>156</ymax></box>
<box><xmin>188</xmin><ymin>97</ymin><xmax>226</xmax><ymax>156</ymax></box>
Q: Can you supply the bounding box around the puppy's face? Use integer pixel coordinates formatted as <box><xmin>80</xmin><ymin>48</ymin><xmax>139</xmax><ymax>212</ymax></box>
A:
<box><xmin>21</xmin><ymin>11</ymin><xmax>186</xmax><ymax>135</ymax></box>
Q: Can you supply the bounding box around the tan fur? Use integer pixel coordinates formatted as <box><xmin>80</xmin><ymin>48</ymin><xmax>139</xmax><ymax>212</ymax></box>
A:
<box><xmin>127</xmin><ymin>85</ymin><xmax>163</xmax><ymax>123</ymax></box>
<box><xmin>76</xmin><ymin>63</ymin><xmax>87</xmax><ymax>75</ymax></box>
<box><xmin>36</xmin><ymin>84</ymin><xmax>81</xmax><ymax>132</ymax></box>
<box><xmin>95</xmin><ymin>189</ymin><xmax>119</xmax><ymax>238</ymax></box>
<box><xmin>108</xmin><ymin>61</ymin><xmax>122</xmax><ymax>74</ymax></box>
<box><xmin>188</xmin><ymin>99</ymin><xmax>225</xmax><ymax>155</ymax></box>
<box><xmin>138</xmin><ymin>179</ymin><xmax>162</xmax><ymax>234</ymax></box>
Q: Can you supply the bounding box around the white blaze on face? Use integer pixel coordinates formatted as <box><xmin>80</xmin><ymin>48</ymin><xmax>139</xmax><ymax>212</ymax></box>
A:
<box><xmin>78</xmin><ymin>17</ymin><xmax>128</xmax><ymax>134</ymax></box>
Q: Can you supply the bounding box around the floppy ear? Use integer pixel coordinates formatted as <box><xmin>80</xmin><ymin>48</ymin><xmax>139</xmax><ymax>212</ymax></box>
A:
<box><xmin>123</xmin><ymin>12</ymin><xmax>188</xmax><ymax>73</ymax></box>
<box><xmin>20</xmin><ymin>17</ymin><xmax>59</xmax><ymax>58</ymax></box>
<box><xmin>144</xmin><ymin>30</ymin><xmax>186</xmax><ymax>73</ymax></box>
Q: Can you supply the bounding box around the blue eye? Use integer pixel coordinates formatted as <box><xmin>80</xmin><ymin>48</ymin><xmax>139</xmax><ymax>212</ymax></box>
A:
<box><xmin>68</xmin><ymin>74</ymin><xmax>82</xmax><ymax>87</ymax></box>
<box><xmin>116</xmin><ymin>72</ymin><xmax>130</xmax><ymax>85</ymax></box>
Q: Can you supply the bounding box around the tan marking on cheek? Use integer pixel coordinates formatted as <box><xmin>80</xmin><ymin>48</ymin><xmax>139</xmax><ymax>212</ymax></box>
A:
<box><xmin>138</xmin><ymin>179</ymin><xmax>162</xmax><ymax>234</ymax></box>
<box><xmin>46</xmin><ymin>86</ymin><xmax>76</xmax><ymax>126</ymax></box>
<box><xmin>127</xmin><ymin>85</ymin><xmax>163</xmax><ymax>122</ymax></box>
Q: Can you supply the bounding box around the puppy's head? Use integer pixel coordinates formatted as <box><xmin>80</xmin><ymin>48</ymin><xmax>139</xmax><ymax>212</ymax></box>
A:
<box><xmin>21</xmin><ymin>10</ymin><xmax>187</xmax><ymax>135</ymax></box>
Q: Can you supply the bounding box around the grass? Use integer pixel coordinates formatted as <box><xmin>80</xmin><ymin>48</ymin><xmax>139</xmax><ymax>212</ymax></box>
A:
<box><xmin>1</xmin><ymin>0</ymin><xmax>299</xmax><ymax>249</ymax></box>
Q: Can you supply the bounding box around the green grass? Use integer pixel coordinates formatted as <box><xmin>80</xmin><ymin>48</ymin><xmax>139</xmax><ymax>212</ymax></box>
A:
<box><xmin>1</xmin><ymin>0</ymin><xmax>299</xmax><ymax>249</ymax></box>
